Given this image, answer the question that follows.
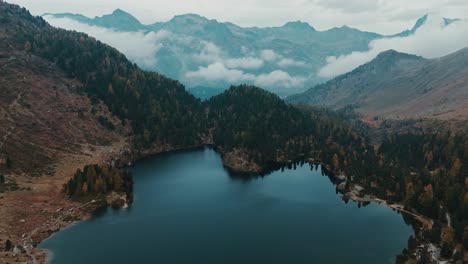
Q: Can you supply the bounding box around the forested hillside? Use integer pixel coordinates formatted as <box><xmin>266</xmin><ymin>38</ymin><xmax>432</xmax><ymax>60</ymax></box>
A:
<box><xmin>372</xmin><ymin>131</ymin><xmax>467</xmax><ymax>262</ymax></box>
<box><xmin>3</xmin><ymin>3</ymin><xmax>206</xmax><ymax>148</ymax></box>
<box><xmin>207</xmin><ymin>85</ymin><xmax>369</xmax><ymax>172</ymax></box>
<box><xmin>1</xmin><ymin>2</ymin><xmax>366</xmax><ymax>173</ymax></box>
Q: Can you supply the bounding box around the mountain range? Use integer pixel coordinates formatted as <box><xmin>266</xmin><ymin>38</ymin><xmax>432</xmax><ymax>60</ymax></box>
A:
<box><xmin>43</xmin><ymin>9</ymin><xmax>448</xmax><ymax>97</ymax></box>
<box><xmin>1</xmin><ymin>3</ymin><xmax>468</xmax><ymax>263</ymax></box>
<box><xmin>287</xmin><ymin>48</ymin><xmax>468</xmax><ymax>120</ymax></box>
<box><xmin>2</xmin><ymin>2</ymin><xmax>367</xmax><ymax>177</ymax></box>
<box><xmin>1</xmin><ymin>3</ymin><xmax>349</xmax><ymax>261</ymax></box>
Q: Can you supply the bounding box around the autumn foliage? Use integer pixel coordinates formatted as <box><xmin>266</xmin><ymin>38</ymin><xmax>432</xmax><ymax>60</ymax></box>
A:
<box><xmin>63</xmin><ymin>164</ymin><xmax>133</xmax><ymax>197</ymax></box>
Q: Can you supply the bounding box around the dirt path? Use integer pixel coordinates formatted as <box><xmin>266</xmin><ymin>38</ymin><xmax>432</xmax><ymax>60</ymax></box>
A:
<box><xmin>446</xmin><ymin>211</ymin><xmax>451</xmax><ymax>227</ymax></box>
<box><xmin>349</xmin><ymin>193</ymin><xmax>433</xmax><ymax>229</ymax></box>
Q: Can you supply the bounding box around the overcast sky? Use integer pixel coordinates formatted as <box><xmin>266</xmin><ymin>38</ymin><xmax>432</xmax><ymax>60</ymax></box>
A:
<box><xmin>7</xmin><ymin>0</ymin><xmax>468</xmax><ymax>34</ymax></box>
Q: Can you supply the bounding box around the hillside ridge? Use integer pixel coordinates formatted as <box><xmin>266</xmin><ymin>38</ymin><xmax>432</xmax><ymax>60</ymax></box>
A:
<box><xmin>287</xmin><ymin>48</ymin><xmax>468</xmax><ymax>120</ymax></box>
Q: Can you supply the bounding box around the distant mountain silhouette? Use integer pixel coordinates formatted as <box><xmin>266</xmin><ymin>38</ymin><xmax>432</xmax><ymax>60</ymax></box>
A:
<box><xmin>44</xmin><ymin>11</ymin><xmax>458</xmax><ymax>97</ymax></box>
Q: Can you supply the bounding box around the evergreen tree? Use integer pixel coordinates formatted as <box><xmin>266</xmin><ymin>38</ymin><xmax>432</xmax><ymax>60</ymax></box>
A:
<box><xmin>5</xmin><ymin>239</ymin><xmax>12</xmax><ymax>251</ymax></box>
<box><xmin>5</xmin><ymin>155</ymin><xmax>11</xmax><ymax>169</ymax></box>
<box><xmin>64</xmin><ymin>164</ymin><xmax>133</xmax><ymax>198</ymax></box>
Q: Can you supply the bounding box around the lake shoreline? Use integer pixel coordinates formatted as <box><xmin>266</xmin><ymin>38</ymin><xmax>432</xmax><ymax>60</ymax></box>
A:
<box><xmin>38</xmin><ymin>148</ymin><xmax>415</xmax><ymax>264</ymax></box>
<box><xmin>1</xmin><ymin>144</ymin><xmax>433</xmax><ymax>263</ymax></box>
<box><xmin>345</xmin><ymin>192</ymin><xmax>433</xmax><ymax>228</ymax></box>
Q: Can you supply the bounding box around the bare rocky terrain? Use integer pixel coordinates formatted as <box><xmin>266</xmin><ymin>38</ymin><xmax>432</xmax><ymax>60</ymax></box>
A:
<box><xmin>0</xmin><ymin>38</ymin><xmax>129</xmax><ymax>263</ymax></box>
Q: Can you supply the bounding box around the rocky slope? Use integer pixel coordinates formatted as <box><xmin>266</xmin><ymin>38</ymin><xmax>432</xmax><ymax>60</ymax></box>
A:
<box><xmin>0</xmin><ymin>5</ymin><xmax>136</xmax><ymax>262</ymax></box>
<box><xmin>288</xmin><ymin>48</ymin><xmax>468</xmax><ymax>120</ymax></box>
<box><xmin>0</xmin><ymin>51</ymin><xmax>124</xmax><ymax>176</ymax></box>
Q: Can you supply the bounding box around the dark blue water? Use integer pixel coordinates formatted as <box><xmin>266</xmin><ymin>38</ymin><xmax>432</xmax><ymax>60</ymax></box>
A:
<box><xmin>40</xmin><ymin>148</ymin><xmax>412</xmax><ymax>264</ymax></box>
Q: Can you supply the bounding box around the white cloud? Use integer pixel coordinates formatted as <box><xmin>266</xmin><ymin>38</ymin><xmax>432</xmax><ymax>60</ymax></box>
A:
<box><xmin>260</xmin><ymin>50</ymin><xmax>308</xmax><ymax>68</ymax></box>
<box><xmin>186</xmin><ymin>62</ymin><xmax>254</xmax><ymax>83</ymax></box>
<box><xmin>224</xmin><ymin>57</ymin><xmax>264</xmax><ymax>69</ymax></box>
<box><xmin>318</xmin><ymin>14</ymin><xmax>468</xmax><ymax>78</ymax></box>
<box><xmin>193</xmin><ymin>41</ymin><xmax>222</xmax><ymax>63</ymax></box>
<box><xmin>193</xmin><ymin>42</ymin><xmax>263</xmax><ymax>69</ymax></box>
<box><xmin>261</xmin><ymin>49</ymin><xmax>280</xmax><ymax>62</ymax></box>
<box><xmin>44</xmin><ymin>16</ymin><xmax>168</xmax><ymax>68</ymax></box>
<box><xmin>278</xmin><ymin>58</ymin><xmax>308</xmax><ymax>68</ymax></box>
<box><xmin>186</xmin><ymin>64</ymin><xmax>305</xmax><ymax>88</ymax></box>
<box><xmin>186</xmin><ymin>44</ymin><xmax>306</xmax><ymax>88</ymax></box>
<box><xmin>318</xmin><ymin>51</ymin><xmax>376</xmax><ymax>78</ymax></box>
<box><xmin>254</xmin><ymin>70</ymin><xmax>305</xmax><ymax>88</ymax></box>
<box><xmin>42</xmin><ymin>18</ymin><xmax>307</xmax><ymax>89</ymax></box>
<box><xmin>240</xmin><ymin>46</ymin><xmax>250</xmax><ymax>55</ymax></box>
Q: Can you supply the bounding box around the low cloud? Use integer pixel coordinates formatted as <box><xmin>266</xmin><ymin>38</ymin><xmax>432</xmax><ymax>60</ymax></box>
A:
<box><xmin>224</xmin><ymin>57</ymin><xmax>264</xmax><ymax>69</ymax></box>
<box><xmin>261</xmin><ymin>49</ymin><xmax>308</xmax><ymax>68</ymax></box>
<box><xmin>44</xmin><ymin>16</ymin><xmax>168</xmax><ymax>68</ymax></box>
<box><xmin>261</xmin><ymin>49</ymin><xmax>280</xmax><ymax>62</ymax></box>
<box><xmin>318</xmin><ymin>14</ymin><xmax>468</xmax><ymax>78</ymax></box>
<box><xmin>278</xmin><ymin>58</ymin><xmax>308</xmax><ymax>68</ymax></box>
<box><xmin>192</xmin><ymin>42</ymin><xmax>264</xmax><ymax>69</ymax></box>
<box><xmin>193</xmin><ymin>41</ymin><xmax>222</xmax><ymax>63</ymax></box>
<box><xmin>186</xmin><ymin>63</ymin><xmax>304</xmax><ymax>88</ymax></box>
<box><xmin>188</xmin><ymin>43</ymin><xmax>306</xmax><ymax>88</ymax></box>
<box><xmin>45</xmin><ymin>17</ymin><xmax>308</xmax><ymax>89</ymax></box>
<box><xmin>186</xmin><ymin>62</ymin><xmax>254</xmax><ymax>83</ymax></box>
<box><xmin>254</xmin><ymin>70</ymin><xmax>305</xmax><ymax>88</ymax></box>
